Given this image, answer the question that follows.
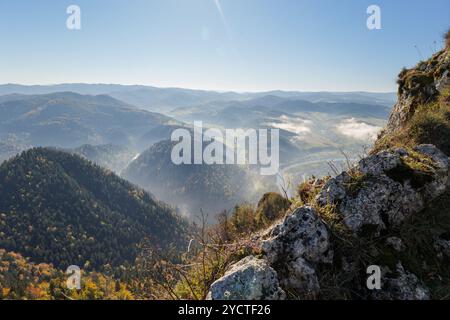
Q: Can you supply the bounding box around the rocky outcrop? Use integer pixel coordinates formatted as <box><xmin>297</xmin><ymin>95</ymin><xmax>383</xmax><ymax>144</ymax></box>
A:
<box><xmin>316</xmin><ymin>145</ymin><xmax>449</xmax><ymax>233</ymax></box>
<box><xmin>207</xmin><ymin>256</ymin><xmax>286</xmax><ymax>300</ymax></box>
<box><xmin>261</xmin><ymin>207</ymin><xmax>333</xmax><ymax>296</ymax></box>
<box><xmin>434</xmin><ymin>239</ymin><xmax>450</xmax><ymax>259</ymax></box>
<box><xmin>208</xmin><ymin>144</ymin><xmax>449</xmax><ymax>300</ymax></box>
<box><xmin>372</xmin><ymin>263</ymin><xmax>430</xmax><ymax>300</ymax></box>
<box><xmin>385</xmin><ymin>47</ymin><xmax>450</xmax><ymax>135</ymax></box>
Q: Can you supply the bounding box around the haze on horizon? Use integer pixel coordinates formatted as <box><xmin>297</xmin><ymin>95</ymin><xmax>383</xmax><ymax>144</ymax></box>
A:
<box><xmin>0</xmin><ymin>0</ymin><xmax>449</xmax><ymax>92</ymax></box>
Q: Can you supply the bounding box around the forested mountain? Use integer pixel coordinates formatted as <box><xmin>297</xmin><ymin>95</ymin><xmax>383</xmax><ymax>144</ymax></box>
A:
<box><xmin>0</xmin><ymin>148</ymin><xmax>189</xmax><ymax>270</ymax></box>
<box><xmin>0</xmin><ymin>92</ymin><xmax>179</xmax><ymax>150</ymax></box>
<box><xmin>122</xmin><ymin>140</ymin><xmax>275</xmax><ymax>220</ymax></box>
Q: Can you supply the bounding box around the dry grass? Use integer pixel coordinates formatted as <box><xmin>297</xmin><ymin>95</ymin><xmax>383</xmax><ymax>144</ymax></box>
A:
<box><xmin>373</xmin><ymin>85</ymin><xmax>450</xmax><ymax>156</ymax></box>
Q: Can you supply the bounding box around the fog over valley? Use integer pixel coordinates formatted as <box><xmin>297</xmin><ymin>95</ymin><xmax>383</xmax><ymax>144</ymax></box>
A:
<box><xmin>0</xmin><ymin>84</ymin><xmax>394</xmax><ymax>220</ymax></box>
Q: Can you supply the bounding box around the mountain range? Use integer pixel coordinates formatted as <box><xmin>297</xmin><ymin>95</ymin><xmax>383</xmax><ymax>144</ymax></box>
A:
<box><xmin>0</xmin><ymin>83</ymin><xmax>396</xmax><ymax>113</ymax></box>
<box><xmin>0</xmin><ymin>86</ymin><xmax>394</xmax><ymax>219</ymax></box>
<box><xmin>0</xmin><ymin>92</ymin><xmax>179</xmax><ymax>151</ymax></box>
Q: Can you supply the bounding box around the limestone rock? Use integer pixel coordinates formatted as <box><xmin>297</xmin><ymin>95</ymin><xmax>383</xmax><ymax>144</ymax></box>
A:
<box><xmin>339</xmin><ymin>175</ymin><xmax>423</xmax><ymax>233</ymax></box>
<box><xmin>316</xmin><ymin>172</ymin><xmax>351</xmax><ymax>207</ymax></box>
<box><xmin>262</xmin><ymin>206</ymin><xmax>332</xmax><ymax>265</ymax></box>
<box><xmin>261</xmin><ymin>206</ymin><xmax>332</xmax><ymax>296</ymax></box>
<box><xmin>316</xmin><ymin>146</ymin><xmax>449</xmax><ymax>233</ymax></box>
<box><xmin>385</xmin><ymin>48</ymin><xmax>450</xmax><ymax>135</ymax></box>
<box><xmin>373</xmin><ymin>263</ymin><xmax>430</xmax><ymax>300</ymax></box>
<box><xmin>207</xmin><ymin>256</ymin><xmax>286</xmax><ymax>300</ymax></box>
<box><xmin>359</xmin><ymin>149</ymin><xmax>403</xmax><ymax>175</ymax></box>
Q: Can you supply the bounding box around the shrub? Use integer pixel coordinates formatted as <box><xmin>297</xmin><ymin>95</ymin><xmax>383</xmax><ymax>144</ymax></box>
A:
<box><xmin>255</xmin><ymin>192</ymin><xmax>291</xmax><ymax>225</ymax></box>
<box><xmin>297</xmin><ymin>178</ymin><xmax>328</xmax><ymax>205</ymax></box>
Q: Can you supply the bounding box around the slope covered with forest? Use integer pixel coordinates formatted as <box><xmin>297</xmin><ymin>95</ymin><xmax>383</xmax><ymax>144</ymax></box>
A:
<box><xmin>122</xmin><ymin>139</ymin><xmax>274</xmax><ymax>220</ymax></box>
<box><xmin>0</xmin><ymin>148</ymin><xmax>189</xmax><ymax>271</ymax></box>
<box><xmin>0</xmin><ymin>92</ymin><xmax>178</xmax><ymax>150</ymax></box>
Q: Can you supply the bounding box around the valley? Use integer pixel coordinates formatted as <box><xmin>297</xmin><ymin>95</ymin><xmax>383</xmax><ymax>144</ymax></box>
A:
<box><xmin>0</xmin><ymin>86</ymin><xmax>393</xmax><ymax>221</ymax></box>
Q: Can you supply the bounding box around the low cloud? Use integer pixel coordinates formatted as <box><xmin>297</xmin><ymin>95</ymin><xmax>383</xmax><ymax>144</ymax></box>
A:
<box><xmin>336</xmin><ymin>118</ymin><xmax>381</xmax><ymax>141</ymax></box>
<box><xmin>267</xmin><ymin>115</ymin><xmax>312</xmax><ymax>136</ymax></box>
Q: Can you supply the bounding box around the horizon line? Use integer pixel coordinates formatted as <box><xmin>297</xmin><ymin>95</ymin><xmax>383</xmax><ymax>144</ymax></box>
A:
<box><xmin>0</xmin><ymin>82</ymin><xmax>397</xmax><ymax>95</ymax></box>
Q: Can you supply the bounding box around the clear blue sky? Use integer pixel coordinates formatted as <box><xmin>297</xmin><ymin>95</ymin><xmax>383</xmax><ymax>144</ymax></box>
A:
<box><xmin>0</xmin><ymin>0</ymin><xmax>449</xmax><ymax>92</ymax></box>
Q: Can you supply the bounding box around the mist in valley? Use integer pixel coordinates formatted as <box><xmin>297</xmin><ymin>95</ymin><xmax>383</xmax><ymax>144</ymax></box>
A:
<box><xmin>0</xmin><ymin>84</ymin><xmax>394</xmax><ymax>221</ymax></box>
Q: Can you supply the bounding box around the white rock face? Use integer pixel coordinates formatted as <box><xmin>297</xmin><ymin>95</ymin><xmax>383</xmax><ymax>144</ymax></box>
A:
<box><xmin>316</xmin><ymin>145</ymin><xmax>450</xmax><ymax>233</ymax></box>
<box><xmin>415</xmin><ymin>144</ymin><xmax>449</xmax><ymax>170</ymax></box>
<box><xmin>385</xmin><ymin>48</ymin><xmax>449</xmax><ymax>135</ymax></box>
<box><xmin>358</xmin><ymin>149</ymin><xmax>404</xmax><ymax>175</ymax></box>
<box><xmin>262</xmin><ymin>207</ymin><xmax>332</xmax><ymax>265</ymax></box>
<box><xmin>316</xmin><ymin>172</ymin><xmax>351</xmax><ymax>206</ymax></box>
<box><xmin>414</xmin><ymin>144</ymin><xmax>450</xmax><ymax>192</ymax></box>
<box><xmin>339</xmin><ymin>175</ymin><xmax>422</xmax><ymax>232</ymax></box>
<box><xmin>207</xmin><ymin>256</ymin><xmax>286</xmax><ymax>300</ymax></box>
<box><xmin>261</xmin><ymin>206</ymin><xmax>332</xmax><ymax>296</ymax></box>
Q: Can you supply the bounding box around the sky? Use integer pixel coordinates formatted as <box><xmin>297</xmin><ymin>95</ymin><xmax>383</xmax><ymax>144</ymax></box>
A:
<box><xmin>0</xmin><ymin>0</ymin><xmax>449</xmax><ymax>92</ymax></box>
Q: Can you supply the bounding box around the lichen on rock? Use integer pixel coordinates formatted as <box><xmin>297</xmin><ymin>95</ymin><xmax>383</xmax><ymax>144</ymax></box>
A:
<box><xmin>207</xmin><ymin>256</ymin><xmax>286</xmax><ymax>300</ymax></box>
<box><xmin>316</xmin><ymin>146</ymin><xmax>449</xmax><ymax>233</ymax></box>
<box><xmin>261</xmin><ymin>206</ymin><xmax>333</xmax><ymax>297</ymax></box>
<box><xmin>372</xmin><ymin>263</ymin><xmax>430</xmax><ymax>300</ymax></box>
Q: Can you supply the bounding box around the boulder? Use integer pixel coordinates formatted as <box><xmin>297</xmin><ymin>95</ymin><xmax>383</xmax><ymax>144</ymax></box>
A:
<box><xmin>316</xmin><ymin>172</ymin><xmax>351</xmax><ymax>207</ymax></box>
<box><xmin>261</xmin><ymin>206</ymin><xmax>332</xmax><ymax>296</ymax></box>
<box><xmin>372</xmin><ymin>263</ymin><xmax>430</xmax><ymax>300</ymax></box>
<box><xmin>316</xmin><ymin>146</ymin><xmax>449</xmax><ymax>233</ymax></box>
<box><xmin>339</xmin><ymin>175</ymin><xmax>422</xmax><ymax>232</ymax></box>
<box><xmin>207</xmin><ymin>256</ymin><xmax>286</xmax><ymax>300</ymax></box>
<box><xmin>358</xmin><ymin>149</ymin><xmax>404</xmax><ymax>175</ymax></box>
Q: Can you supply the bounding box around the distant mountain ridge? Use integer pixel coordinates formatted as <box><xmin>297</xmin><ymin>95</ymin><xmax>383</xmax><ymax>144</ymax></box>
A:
<box><xmin>0</xmin><ymin>84</ymin><xmax>397</xmax><ymax>113</ymax></box>
<box><xmin>0</xmin><ymin>92</ymin><xmax>179</xmax><ymax>150</ymax></box>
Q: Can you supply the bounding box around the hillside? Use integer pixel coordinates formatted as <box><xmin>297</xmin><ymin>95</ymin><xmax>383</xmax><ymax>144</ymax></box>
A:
<box><xmin>0</xmin><ymin>249</ymin><xmax>134</xmax><ymax>300</ymax></box>
<box><xmin>0</xmin><ymin>148</ymin><xmax>189</xmax><ymax>270</ymax></box>
<box><xmin>0</xmin><ymin>92</ymin><xmax>178</xmax><ymax>150</ymax></box>
<box><xmin>122</xmin><ymin>139</ymin><xmax>274</xmax><ymax>220</ymax></box>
